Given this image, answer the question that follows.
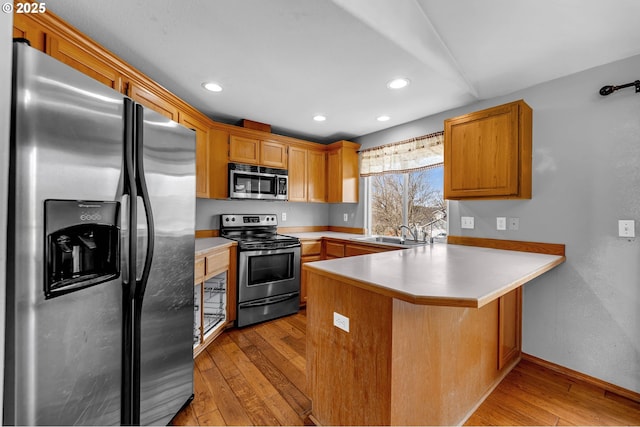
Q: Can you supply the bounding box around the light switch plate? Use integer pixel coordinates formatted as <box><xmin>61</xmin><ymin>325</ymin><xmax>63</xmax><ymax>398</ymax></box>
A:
<box><xmin>343</xmin><ymin>213</ymin><xmax>348</xmax><ymax>222</ymax></box>
<box><xmin>461</xmin><ymin>216</ymin><xmax>474</xmax><ymax>229</ymax></box>
<box><xmin>618</xmin><ymin>220</ymin><xmax>635</xmax><ymax>238</ymax></box>
<box><xmin>497</xmin><ymin>217</ymin><xmax>507</xmax><ymax>230</ymax></box>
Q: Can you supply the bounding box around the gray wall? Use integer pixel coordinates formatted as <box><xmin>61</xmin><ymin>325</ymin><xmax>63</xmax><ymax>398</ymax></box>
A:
<box><xmin>354</xmin><ymin>54</ymin><xmax>640</xmax><ymax>393</ymax></box>
<box><xmin>1</xmin><ymin>8</ymin><xmax>14</xmax><ymax>414</ymax></box>
<box><xmin>196</xmin><ymin>198</ymin><xmax>330</xmax><ymax>230</ymax></box>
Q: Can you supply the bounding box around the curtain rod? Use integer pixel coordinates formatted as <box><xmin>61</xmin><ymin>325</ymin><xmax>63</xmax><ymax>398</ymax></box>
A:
<box><xmin>599</xmin><ymin>80</ymin><xmax>640</xmax><ymax>96</ymax></box>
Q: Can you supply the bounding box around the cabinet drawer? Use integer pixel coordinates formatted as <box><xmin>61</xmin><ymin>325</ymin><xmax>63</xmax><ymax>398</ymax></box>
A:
<box><xmin>324</xmin><ymin>241</ymin><xmax>345</xmax><ymax>258</ymax></box>
<box><xmin>205</xmin><ymin>251</ymin><xmax>229</xmax><ymax>277</ymax></box>
<box><xmin>194</xmin><ymin>257</ymin><xmax>205</xmax><ymax>284</ymax></box>
<box><xmin>301</xmin><ymin>240</ymin><xmax>322</xmax><ymax>256</ymax></box>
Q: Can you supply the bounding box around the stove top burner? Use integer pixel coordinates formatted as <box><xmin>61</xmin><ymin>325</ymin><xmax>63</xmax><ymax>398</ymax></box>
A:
<box><xmin>220</xmin><ymin>214</ymin><xmax>300</xmax><ymax>250</ymax></box>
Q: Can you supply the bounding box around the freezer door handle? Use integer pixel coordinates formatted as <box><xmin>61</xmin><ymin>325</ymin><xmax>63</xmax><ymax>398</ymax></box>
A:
<box><xmin>134</xmin><ymin>103</ymin><xmax>155</xmax><ymax>301</ymax></box>
<box><xmin>122</xmin><ymin>98</ymin><xmax>137</xmax><ymax>426</ymax></box>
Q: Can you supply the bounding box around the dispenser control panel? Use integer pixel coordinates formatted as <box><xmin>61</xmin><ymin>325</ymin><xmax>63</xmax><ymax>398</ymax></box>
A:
<box><xmin>44</xmin><ymin>199</ymin><xmax>120</xmax><ymax>299</ymax></box>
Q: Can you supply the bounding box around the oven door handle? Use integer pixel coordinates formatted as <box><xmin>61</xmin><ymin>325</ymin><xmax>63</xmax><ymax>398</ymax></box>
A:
<box><xmin>240</xmin><ymin>243</ymin><xmax>301</xmax><ymax>252</ymax></box>
<box><xmin>240</xmin><ymin>292</ymin><xmax>299</xmax><ymax>308</ymax></box>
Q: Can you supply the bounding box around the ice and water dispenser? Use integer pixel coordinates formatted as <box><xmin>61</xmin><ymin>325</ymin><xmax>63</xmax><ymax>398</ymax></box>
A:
<box><xmin>44</xmin><ymin>200</ymin><xmax>120</xmax><ymax>299</ymax></box>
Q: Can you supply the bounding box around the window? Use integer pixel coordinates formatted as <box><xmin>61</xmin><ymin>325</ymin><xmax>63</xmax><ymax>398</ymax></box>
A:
<box><xmin>360</xmin><ymin>131</ymin><xmax>446</xmax><ymax>240</ymax></box>
<box><xmin>366</xmin><ymin>166</ymin><xmax>446</xmax><ymax>239</ymax></box>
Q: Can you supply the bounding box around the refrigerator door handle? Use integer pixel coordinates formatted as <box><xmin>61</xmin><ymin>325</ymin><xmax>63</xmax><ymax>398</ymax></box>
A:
<box><xmin>122</xmin><ymin>98</ymin><xmax>137</xmax><ymax>426</ymax></box>
<box><xmin>134</xmin><ymin>103</ymin><xmax>155</xmax><ymax>300</ymax></box>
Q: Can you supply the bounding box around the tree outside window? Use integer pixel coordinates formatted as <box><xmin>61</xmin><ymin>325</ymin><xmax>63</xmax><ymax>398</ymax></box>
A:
<box><xmin>368</xmin><ymin>166</ymin><xmax>446</xmax><ymax>239</ymax></box>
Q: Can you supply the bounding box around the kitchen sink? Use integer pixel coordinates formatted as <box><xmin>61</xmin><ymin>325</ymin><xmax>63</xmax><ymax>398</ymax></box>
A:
<box><xmin>351</xmin><ymin>235</ymin><xmax>428</xmax><ymax>246</ymax></box>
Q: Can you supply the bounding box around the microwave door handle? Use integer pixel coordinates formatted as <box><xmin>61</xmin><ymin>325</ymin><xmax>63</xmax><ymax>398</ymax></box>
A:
<box><xmin>236</xmin><ymin>171</ymin><xmax>279</xmax><ymax>178</ymax></box>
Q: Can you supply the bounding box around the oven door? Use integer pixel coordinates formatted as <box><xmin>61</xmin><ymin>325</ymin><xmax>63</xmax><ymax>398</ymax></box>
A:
<box><xmin>238</xmin><ymin>246</ymin><xmax>301</xmax><ymax>303</ymax></box>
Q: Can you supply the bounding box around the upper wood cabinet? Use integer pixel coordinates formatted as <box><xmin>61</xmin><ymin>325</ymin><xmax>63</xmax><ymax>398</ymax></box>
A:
<box><xmin>179</xmin><ymin>112</ymin><xmax>210</xmax><ymax>198</ymax></box>
<box><xmin>326</xmin><ymin>140</ymin><xmax>360</xmax><ymax>203</ymax></box>
<box><xmin>228</xmin><ymin>135</ymin><xmax>260</xmax><ymax>165</ymax></box>
<box><xmin>13</xmin><ymin>13</ymin><xmax>46</xmax><ymax>51</ymax></box>
<box><xmin>261</xmin><ymin>140</ymin><xmax>288</xmax><ymax>168</ymax></box>
<box><xmin>46</xmin><ymin>34</ymin><xmax>124</xmax><ymax>92</ymax></box>
<box><xmin>288</xmin><ymin>146</ymin><xmax>326</xmax><ymax>203</ymax></box>
<box><xmin>209</xmin><ymin>128</ymin><xmax>230</xmax><ymax>200</ymax></box>
<box><xmin>228</xmin><ymin>135</ymin><xmax>288</xmax><ymax>169</ymax></box>
<box><xmin>444</xmin><ymin>100</ymin><xmax>532</xmax><ymax>200</ymax></box>
<box><xmin>127</xmin><ymin>82</ymin><xmax>180</xmax><ymax>122</ymax></box>
<box><xmin>307</xmin><ymin>149</ymin><xmax>327</xmax><ymax>202</ymax></box>
<box><xmin>288</xmin><ymin>146</ymin><xmax>308</xmax><ymax>202</ymax></box>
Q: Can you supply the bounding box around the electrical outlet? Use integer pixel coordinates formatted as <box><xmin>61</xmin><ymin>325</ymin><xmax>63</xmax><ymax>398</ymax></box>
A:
<box><xmin>497</xmin><ymin>217</ymin><xmax>507</xmax><ymax>230</ymax></box>
<box><xmin>281</xmin><ymin>212</ymin><xmax>287</xmax><ymax>221</ymax></box>
<box><xmin>618</xmin><ymin>220</ymin><xmax>635</xmax><ymax>238</ymax></box>
<box><xmin>343</xmin><ymin>213</ymin><xmax>348</xmax><ymax>222</ymax></box>
<box><xmin>461</xmin><ymin>216</ymin><xmax>474</xmax><ymax>229</ymax></box>
<box><xmin>333</xmin><ymin>312</ymin><xmax>350</xmax><ymax>332</ymax></box>
<box><xmin>509</xmin><ymin>217</ymin><xmax>520</xmax><ymax>231</ymax></box>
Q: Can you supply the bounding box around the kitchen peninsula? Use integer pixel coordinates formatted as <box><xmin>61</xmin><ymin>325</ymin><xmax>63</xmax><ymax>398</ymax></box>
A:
<box><xmin>303</xmin><ymin>241</ymin><xmax>565</xmax><ymax>426</ymax></box>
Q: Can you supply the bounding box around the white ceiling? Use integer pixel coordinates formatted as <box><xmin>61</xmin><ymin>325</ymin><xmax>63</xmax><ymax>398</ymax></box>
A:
<box><xmin>43</xmin><ymin>0</ymin><xmax>640</xmax><ymax>143</ymax></box>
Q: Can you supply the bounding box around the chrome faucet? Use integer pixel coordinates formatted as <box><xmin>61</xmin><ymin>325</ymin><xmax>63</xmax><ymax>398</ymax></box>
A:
<box><xmin>398</xmin><ymin>224</ymin><xmax>417</xmax><ymax>242</ymax></box>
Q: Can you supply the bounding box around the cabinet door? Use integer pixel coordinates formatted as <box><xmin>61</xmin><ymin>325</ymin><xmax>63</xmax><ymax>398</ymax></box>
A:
<box><xmin>209</xmin><ymin>128</ymin><xmax>230</xmax><ymax>199</ymax></box>
<box><xmin>324</xmin><ymin>241</ymin><xmax>345</xmax><ymax>259</ymax></box>
<box><xmin>261</xmin><ymin>140</ymin><xmax>288</xmax><ymax>168</ymax></box>
<box><xmin>194</xmin><ymin>257</ymin><xmax>205</xmax><ymax>284</ymax></box>
<box><xmin>229</xmin><ymin>135</ymin><xmax>260</xmax><ymax>165</ymax></box>
<box><xmin>498</xmin><ymin>287</ymin><xmax>522</xmax><ymax>370</ymax></box>
<box><xmin>128</xmin><ymin>82</ymin><xmax>180</xmax><ymax>121</ymax></box>
<box><xmin>288</xmin><ymin>146</ymin><xmax>308</xmax><ymax>202</ymax></box>
<box><xmin>179</xmin><ymin>112</ymin><xmax>209</xmax><ymax>198</ymax></box>
<box><xmin>444</xmin><ymin>100</ymin><xmax>532</xmax><ymax>200</ymax></box>
<box><xmin>307</xmin><ymin>149</ymin><xmax>327</xmax><ymax>202</ymax></box>
<box><xmin>326</xmin><ymin>150</ymin><xmax>342</xmax><ymax>203</ymax></box>
<box><xmin>46</xmin><ymin>34</ymin><xmax>123</xmax><ymax>92</ymax></box>
<box><xmin>327</xmin><ymin>143</ymin><xmax>359</xmax><ymax>203</ymax></box>
<box><xmin>301</xmin><ymin>254</ymin><xmax>322</xmax><ymax>306</ymax></box>
<box><xmin>13</xmin><ymin>14</ymin><xmax>46</xmax><ymax>51</ymax></box>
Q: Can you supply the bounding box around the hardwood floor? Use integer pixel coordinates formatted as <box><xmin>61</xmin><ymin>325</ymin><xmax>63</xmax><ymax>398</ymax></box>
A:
<box><xmin>171</xmin><ymin>309</ymin><xmax>640</xmax><ymax>426</ymax></box>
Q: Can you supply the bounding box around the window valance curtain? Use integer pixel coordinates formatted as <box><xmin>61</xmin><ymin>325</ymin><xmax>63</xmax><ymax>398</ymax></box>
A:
<box><xmin>359</xmin><ymin>131</ymin><xmax>444</xmax><ymax>177</ymax></box>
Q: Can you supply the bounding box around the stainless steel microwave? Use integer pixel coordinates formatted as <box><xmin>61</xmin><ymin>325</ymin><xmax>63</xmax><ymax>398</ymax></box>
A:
<box><xmin>229</xmin><ymin>162</ymin><xmax>288</xmax><ymax>200</ymax></box>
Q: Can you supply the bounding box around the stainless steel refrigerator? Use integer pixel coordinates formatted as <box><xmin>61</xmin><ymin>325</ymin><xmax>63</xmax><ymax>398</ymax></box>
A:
<box><xmin>4</xmin><ymin>40</ymin><xmax>195</xmax><ymax>425</ymax></box>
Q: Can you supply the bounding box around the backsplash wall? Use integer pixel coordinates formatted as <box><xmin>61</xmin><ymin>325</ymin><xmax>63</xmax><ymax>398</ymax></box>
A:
<box><xmin>196</xmin><ymin>198</ymin><xmax>330</xmax><ymax>230</ymax></box>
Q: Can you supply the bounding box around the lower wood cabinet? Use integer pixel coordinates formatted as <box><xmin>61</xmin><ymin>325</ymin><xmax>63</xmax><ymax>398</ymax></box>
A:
<box><xmin>299</xmin><ymin>238</ymin><xmax>401</xmax><ymax>306</ymax></box>
<box><xmin>498</xmin><ymin>287</ymin><xmax>522</xmax><ymax>369</ymax></box>
<box><xmin>300</xmin><ymin>239</ymin><xmax>323</xmax><ymax>306</ymax></box>
<box><xmin>193</xmin><ymin>244</ymin><xmax>237</xmax><ymax>357</ymax></box>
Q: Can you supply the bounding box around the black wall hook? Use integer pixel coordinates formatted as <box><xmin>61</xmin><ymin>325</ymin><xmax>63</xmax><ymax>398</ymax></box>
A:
<box><xmin>599</xmin><ymin>80</ymin><xmax>640</xmax><ymax>96</ymax></box>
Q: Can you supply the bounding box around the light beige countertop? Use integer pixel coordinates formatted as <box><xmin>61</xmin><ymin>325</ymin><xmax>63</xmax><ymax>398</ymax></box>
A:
<box><xmin>285</xmin><ymin>231</ymin><xmax>364</xmax><ymax>240</ymax></box>
<box><xmin>195</xmin><ymin>237</ymin><xmax>235</xmax><ymax>256</ymax></box>
<box><xmin>303</xmin><ymin>243</ymin><xmax>565</xmax><ymax>308</ymax></box>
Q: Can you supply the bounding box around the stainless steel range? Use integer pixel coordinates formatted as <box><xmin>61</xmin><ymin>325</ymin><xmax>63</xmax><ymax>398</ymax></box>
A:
<box><xmin>220</xmin><ymin>214</ymin><xmax>301</xmax><ymax>327</ymax></box>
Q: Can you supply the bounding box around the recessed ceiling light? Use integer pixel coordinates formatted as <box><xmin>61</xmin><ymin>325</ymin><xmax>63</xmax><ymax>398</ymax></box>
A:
<box><xmin>387</xmin><ymin>78</ymin><xmax>410</xmax><ymax>89</ymax></box>
<box><xmin>202</xmin><ymin>82</ymin><xmax>222</xmax><ymax>92</ymax></box>
<box><xmin>377</xmin><ymin>115</ymin><xmax>390</xmax><ymax>122</ymax></box>
<box><xmin>313</xmin><ymin>115</ymin><xmax>327</xmax><ymax>122</ymax></box>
